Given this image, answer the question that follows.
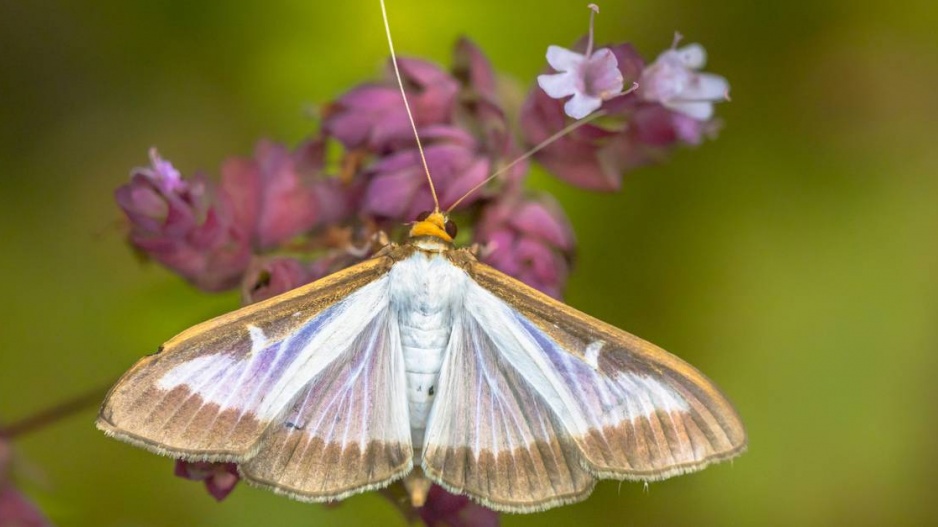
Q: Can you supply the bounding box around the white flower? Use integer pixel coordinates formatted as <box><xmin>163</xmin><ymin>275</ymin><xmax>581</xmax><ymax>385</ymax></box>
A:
<box><xmin>639</xmin><ymin>43</ymin><xmax>729</xmax><ymax>120</ymax></box>
<box><xmin>537</xmin><ymin>45</ymin><xmax>624</xmax><ymax>120</ymax></box>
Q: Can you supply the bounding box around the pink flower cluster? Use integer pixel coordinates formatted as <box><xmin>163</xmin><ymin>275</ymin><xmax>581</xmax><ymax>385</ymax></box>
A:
<box><xmin>0</xmin><ymin>438</ymin><xmax>51</xmax><ymax>527</ymax></box>
<box><xmin>113</xmin><ymin>8</ymin><xmax>729</xmax><ymax>525</ymax></box>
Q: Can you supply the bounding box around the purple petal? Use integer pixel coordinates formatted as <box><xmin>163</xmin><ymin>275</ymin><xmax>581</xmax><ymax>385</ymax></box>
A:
<box><xmin>241</xmin><ymin>257</ymin><xmax>313</xmax><ymax>304</ymax></box>
<box><xmin>419</xmin><ymin>124</ymin><xmax>477</xmax><ymax>146</ymax></box>
<box><xmin>583</xmin><ymin>48</ymin><xmax>624</xmax><ymax>98</ymax></box>
<box><xmin>419</xmin><ymin>485</ymin><xmax>500</xmax><ymax>527</ymax></box>
<box><xmin>631</xmin><ymin>104</ymin><xmax>685</xmax><ymax>146</ymax></box>
<box><xmin>174</xmin><ymin>460</ymin><xmax>240</xmax><ymax>501</ymax></box>
<box><xmin>607</xmin><ymin>43</ymin><xmax>646</xmax><ymax>83</ymax></box>
<box><xmin>219</xmin><ymin>156</ymin><xmax>261</xmax><ymax>236</ymax></box>
<box><xmin>221</xmin><ymin>139</ymin><xmax>345</xmax><ymax>250</ymax></box>
<box><xmin>516</xmin><ymin>238</ymin><xmax>561</xmax><ymax>284</ymax></box>
<box><xmin>205</xmin><ymin>467</ymin><xmax>240</xmax><ymax>502</ymax></box>
<box><xmin>520</xmin><ymin>91</ymin><xmax>622</xmax><ymax>190</ymax></box>
<box><xmin>512</xmin><ymin>199</ymin><xmax>574</xmax><ymax>250</ymax></box>
<box><xmin>395</xmin><ymin>58</ymin><xmax>460</xmax><ymax>124</ymax></box>
<box><xmin>0</xmin><ymin>487</ymin><xmax>52</xmax><ymax>527</ymax></box>
<box><xmin>439</xmin><ymin>157</ymin><xmax>490</xmax><ymax>209</ymax></box>
<box><xmin>255</xmin><ymin>192</ymin><xmax>316</xmax><ymax>249</ymax></box>
<box><xmin>119</xmin><ymin>151</ymin><xmax>253</xmax><ymax>292</ymax></box>
<box><xmin>397</xmin><ymin>57</ymin><xmax>450</xmax><ymax>87</ymax></box>
<box><xmin>370</xmin><ymin>148</ymin><xmax>425</xmax><ymax>173</ymax></box>
<box><xmin>475</xmin><ymin>194</ymin><xmax>575</xmax><ymax>298</ymax></box>
<box><xmin>115</xmin><ymin>183</ymin><xmax>169</xmax><ymax>232</ymax></box>
<box><xmin>453</xmin><ymin>38</ymin><xmax>498</xmax><ymax>99</ymax></box>
<box><xmin>312</xmin><ymin>179</ymin><xmax>352</xmax><ymax>226</ymax></box>
<box><xmin>324</xmin><ymin>85</ymin><xmax>412</xmax><ymax>149</ymax></box>
<box><xmin>327</xmin><ymin>109</ymin><xmax>394</xmax><ymax>148</ymax></box>
<box><xmin>140</xmin><ymin>147</ymin><xmax>184</xmax><ymax>192</ymax></box>
<box><xmin>671</xmin><ymin>112</ymin><xmax>709</xmax><ymax>145</ymax></box>
<box><xmin>483</xmin><ymin>230</ymin><xmax>520</xmax><ymax>276</ymax></box>
<box><xmin>174</xmin><ymin>459</ymin><xmax>212</xmax><ymax>481</ymax></box>
<box><xmin>362</xmin><ymin>168</ymin><xmax>423</xmax><ymax>219</ymax></box>
<box><xmin>423</xmin><ymin>144</ymin><xmax>477</xmax><ymax>183</ymax></box>
<box><xmin>335</xmin><ymin>84</ymin><xmax>402</xmax><ymax>111</ymax></box>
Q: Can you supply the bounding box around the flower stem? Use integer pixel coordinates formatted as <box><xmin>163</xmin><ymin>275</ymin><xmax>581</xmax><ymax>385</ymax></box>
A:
<box><xmin>0</xmin><ymin>384</ymin><xmax>111</xmax><ymax>439</ymax></box>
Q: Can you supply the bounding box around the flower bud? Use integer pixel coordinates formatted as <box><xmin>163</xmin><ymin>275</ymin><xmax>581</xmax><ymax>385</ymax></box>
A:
<box><xmin>323</xmin><ymin>59</ymin><xmax>459</xmax><ymax>152</ymax></box>
<box><xmin>475</xmin><ymin>194</ymin><xmax>575</xmax><ymax>299</ymax></box>
<box><xmin>361</xmin><ymin>126</ymin><xmax>490</xmax><ymax>220</ymax></box>
<box><xmin>116</xmin><ymin>149</ymin><xmax>251</xmax><ymax>291</ymax></box>
<box><xmin>418</xmin><ymin>485</ymin><xmax>500</xmax><ymax>527</ymax></box>
<box><xmin>221</xmin><ymin>139</ymin><xmax>351</xmax><ymax>250</ymax></box>
<box><xmin>173</xmin><ymin>460</ymin><xmax>240</xmax><ymax>501</ymax></box>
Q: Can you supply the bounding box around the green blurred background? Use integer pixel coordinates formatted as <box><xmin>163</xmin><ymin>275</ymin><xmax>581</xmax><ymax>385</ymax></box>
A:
<box><xmin>1</xmin><ymin>0</ymin><xmax>935</xmax><ymax>525</ymax></box>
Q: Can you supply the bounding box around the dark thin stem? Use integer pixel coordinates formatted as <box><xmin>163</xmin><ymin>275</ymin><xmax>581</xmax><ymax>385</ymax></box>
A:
<box><xmin>0</xmin><ymin>384</ymin><xmax>111</xmax><ymax>440</ymax></box>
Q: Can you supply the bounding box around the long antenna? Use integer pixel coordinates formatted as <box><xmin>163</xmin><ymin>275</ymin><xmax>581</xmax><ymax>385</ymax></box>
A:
<box><xmin>446</xmin><ymin>111</ymin><xmax>606</xmax><ymax>213</ymax></box>
<box><xmin>379</xmin><ymin>0</ymin><xmax>440</xmax><ymax>212</ymax></box>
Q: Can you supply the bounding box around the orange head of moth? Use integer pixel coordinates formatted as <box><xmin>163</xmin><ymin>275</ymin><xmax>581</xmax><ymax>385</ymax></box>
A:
<box><xmin>409</xmin><ymin>210</ymin><xmax>458</xmax><ymax>243</ymax></box>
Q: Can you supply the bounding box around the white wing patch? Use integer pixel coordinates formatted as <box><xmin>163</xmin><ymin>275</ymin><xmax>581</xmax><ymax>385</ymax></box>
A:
<box><xmin>421</xmin><ymin>309</ymin><xmax>595</xmax><ymax>509</ymax></box>
<box><xmin>156</xmin><ymin>353</ymin><xmax>235</xmax><ymax>391</ymax></box>
<box><xmin>422</xmin><ymin>277</ymin><xmax>711</xmax><ymax>510</ymax></box>
<box><xmin>247</xmin><ymin>325</ymin><xmax>269</xmax><ymax>355</ymax></box>
<box><xmin>152</xmin><ymin>277</ymin><xmax>393</xmax><ymax>423</ymax></box>
<box><xmin>240</xmin><ymin>307</ymin><xmax>414</xmax><ymax>500</ymax></box>
<box><xmin>125</xmin><ymin>271</ymin><xmax>413</xmax><ymax>499</ymax></box>
<box><xmin>615</xmin><ymin>372</ymin><xmax>688</xmax><ymax>414</ymax></box>
<box><xmin>583</xmin><ymin>341</ymin><xmax>603</xmax><ymax>370</ymax></box>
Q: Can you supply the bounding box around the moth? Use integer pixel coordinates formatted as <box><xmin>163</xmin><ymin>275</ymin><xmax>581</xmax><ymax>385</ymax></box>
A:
<box><xmin>97</xmin><ymin>0</ymin><xmax>746</xmax><ymax>514</ymax></box>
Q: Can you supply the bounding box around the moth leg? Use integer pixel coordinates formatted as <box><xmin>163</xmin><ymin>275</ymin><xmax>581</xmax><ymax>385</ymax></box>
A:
<box><xmin>466</xmin><ymin>241</ymin><xmax>494</xmax><ymax>259</ymax></box>
<box><xmin>373</xmin><ymin>230</ymin><xmax>390</xmax><ymax>248</ymax></box>
<box><xmin>346</xmin><ymin>231</ymin><xmax>391</xmax><ymax>258</ymax></box>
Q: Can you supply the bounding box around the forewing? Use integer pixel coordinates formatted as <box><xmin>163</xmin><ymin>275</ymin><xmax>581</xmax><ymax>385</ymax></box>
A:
<box><xmin>464</xmin><ymin>259</ymin><xmax>747</xmax><ymax>481</ymax></box>
<box><xmin>96</xmin><ymin>253</ymin><xmax>402</xmax><ymax>464</ymax></box>
<box><xmin>240</xmin><ymin>307</ymin><xmax>413</xmax><ymax>501</ymax></box>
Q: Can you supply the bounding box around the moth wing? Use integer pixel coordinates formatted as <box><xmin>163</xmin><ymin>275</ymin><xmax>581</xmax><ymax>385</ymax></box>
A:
<box><xmin>420</xmin><ymin>303</ymin><xmax>596</xmax><ymax>513</ymax></box>
<box><xmin>468</xmin><ymin>260</ymin><xmax>747</xmax><ymax>478</ymax></box>
<box><xmin>239</xmin><ymin>304</ymin><xmax>413</xmax><ymax>501</ymax></box>
<box><xmin>422</xmin><ymin>257</ymin><xmax>746</xmax><ymax>512</ymax></box>
<box><xmin>98</xmin><ymin>249</ymin><xmax>415</xmax><ymax>498</ymax></box>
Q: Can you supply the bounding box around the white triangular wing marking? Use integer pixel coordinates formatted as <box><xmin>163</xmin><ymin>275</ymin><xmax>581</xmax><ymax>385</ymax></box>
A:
<box><xmin>123</xmin><ymin>273</ymin><xmax>413</xmax><ymax>499</ymax></box>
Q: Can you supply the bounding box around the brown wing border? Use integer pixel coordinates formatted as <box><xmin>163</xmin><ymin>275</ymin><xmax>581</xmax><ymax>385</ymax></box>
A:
<box><xmin>450</xmin><ymin>251</ymin><xmax>748</xmax><ymax>475</ymax></box>
<box><xmin>96</xmin><ymin>245</ymin><xmax>412</xmax><ymax>459</ymax></box>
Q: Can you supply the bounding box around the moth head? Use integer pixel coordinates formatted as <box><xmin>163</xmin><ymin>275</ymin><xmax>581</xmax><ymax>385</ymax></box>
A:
<box><xmin>410</xmin><ymin>210</ymin><xmax>457</xmax><ymax>243</ymax></box>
